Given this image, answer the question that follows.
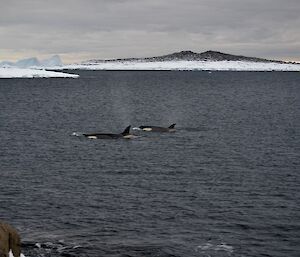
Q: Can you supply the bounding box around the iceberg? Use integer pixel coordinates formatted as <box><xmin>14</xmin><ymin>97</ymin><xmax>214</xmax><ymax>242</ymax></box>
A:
<box><xmin>0</xmin><ymin>67</ymin><xmax>79</xmax><ymax>78</ymax></box>
<box><xmin>15</xmin><ymin>57</ymin><xmax>40</xmax><ymax>68</ymax></box>
<box><xmin>40</xmin><ymin>55</ymin><xmax>62</xmax><ymax>67</ymax></box>
<box><xmin>0</xmin><ymin>55</ymin><xmax>63</xmax><ymax>68</ymax></box>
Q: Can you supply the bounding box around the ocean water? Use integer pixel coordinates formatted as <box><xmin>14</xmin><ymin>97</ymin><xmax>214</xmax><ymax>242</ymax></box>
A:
<box><xmin>0</xmin><ymin>71</ymin><xmax>299</xmax><ymax>257</ymax></box>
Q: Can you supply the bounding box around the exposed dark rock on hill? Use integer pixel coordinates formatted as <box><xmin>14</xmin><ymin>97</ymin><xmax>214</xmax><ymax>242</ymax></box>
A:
<box><xmin>87</xmin><ymin>50</ymin><xmax>289</xmax><ymax>64</ymax></box>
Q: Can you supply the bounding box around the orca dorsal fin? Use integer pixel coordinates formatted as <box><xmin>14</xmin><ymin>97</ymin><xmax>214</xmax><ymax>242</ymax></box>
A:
<box><xmin>168</xmin><ymin>123</ymin><xmax>176</xmax><ymax>129</ymax></box>
<box><xmin>121</xmin><ymin>125</ymin><xmax>131</xmax><ymax>136</ymax></box>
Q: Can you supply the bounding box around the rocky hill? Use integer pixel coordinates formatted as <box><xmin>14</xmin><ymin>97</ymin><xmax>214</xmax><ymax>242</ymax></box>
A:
<box><xmin>88</xmin><ymin>50</ymin><xmax>290</xmax><ymax>64</ymax></box>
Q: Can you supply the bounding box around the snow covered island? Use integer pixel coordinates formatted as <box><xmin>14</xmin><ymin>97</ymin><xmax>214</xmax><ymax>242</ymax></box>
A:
<box><xmin>1</xmin><ymin>51</ymin><xmax>299</xmax><ymax>77</ymax></box>
<box><xmin>63</xmin><ymin>50</ymin><xmax>300</xmax><ymax>71</ymax></box>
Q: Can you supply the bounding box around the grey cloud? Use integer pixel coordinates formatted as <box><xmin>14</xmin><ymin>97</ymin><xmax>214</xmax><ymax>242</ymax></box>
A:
<box><xmin>0</xmin><ymin>0</ymin><xmax>299</xmax><ymax>62</ymax></box>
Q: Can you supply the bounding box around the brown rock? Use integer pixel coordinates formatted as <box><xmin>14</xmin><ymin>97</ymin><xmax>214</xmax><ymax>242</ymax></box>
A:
<box><xmin>0</xmin><ymin>222</ymin><xmax>21</xmax><ymax>257</ymax></box>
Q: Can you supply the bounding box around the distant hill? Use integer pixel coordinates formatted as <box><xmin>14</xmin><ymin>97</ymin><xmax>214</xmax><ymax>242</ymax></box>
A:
<box><xmin>87</xmin><ymin>50</ymin><xmax>293</xmax><ymax>64</ymax></box>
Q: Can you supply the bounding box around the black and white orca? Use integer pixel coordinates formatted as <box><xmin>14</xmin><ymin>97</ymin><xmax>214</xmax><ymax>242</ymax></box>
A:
<box><xmin>139</xmin><ymin>123</ymin><xmax>176</xmax><ymax>132</ymax></box>
<box><xmin>83</xmin><ymin>125</ymin><xmax>133</xmax><ymax>139</ymax></box>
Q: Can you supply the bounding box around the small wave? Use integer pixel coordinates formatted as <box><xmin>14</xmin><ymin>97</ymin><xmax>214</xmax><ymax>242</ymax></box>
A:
<box><xmin>132</xmin><ymin>127</ymin><xmax>142</xmax><ymax>131</ymax></box>
<box><xmin>22</xmin><ymin>240</ymin><xmax>82</xmax><ymax>257</ymax></box>
<box><xmin>71</xmin><ymin>132</ymin><xmax>82</xmax><ymax>137</ymax></box>
<box><xmin>196</xmin><ymin>242</ymin><xmax>234</xmax><ymax>253</ymax></box>
<box><xmin>181</xmin><ymin>127</ymin><xmax>208</xmax><ymax>132</ymax></box>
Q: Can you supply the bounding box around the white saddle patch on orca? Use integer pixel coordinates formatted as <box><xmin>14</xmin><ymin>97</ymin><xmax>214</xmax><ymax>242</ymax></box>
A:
<box><xmin>87</xmin><ymin>136</ymin><xmax>97</xmax><ymax>139</ymax></box>
<box><xmin>142</xmin><ymin>128</ymin><xmax>152</xmax><ymax>131</ymax></box>
<box><xmin>123</xmin><ymin>134</ymin><xmax>135</xmax><ymax>139</ymax></box>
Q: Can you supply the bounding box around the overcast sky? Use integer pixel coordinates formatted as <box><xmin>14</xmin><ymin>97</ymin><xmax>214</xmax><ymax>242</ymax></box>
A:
<box><xmin>1</xmin><ymin>0</ymin><xmax>299</xmax><ymax>63</ymax></box>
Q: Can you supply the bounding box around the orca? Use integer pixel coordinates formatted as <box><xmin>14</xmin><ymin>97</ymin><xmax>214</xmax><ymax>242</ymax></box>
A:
<box><xmin>83</xmin><ymin>125</ymin><xmax>133</xmax><ymax>139</ymax></box>
<box><xmin>139</xmin><ymin>123</ymin><xmax>176</xmax><ymax>132</ymax></box>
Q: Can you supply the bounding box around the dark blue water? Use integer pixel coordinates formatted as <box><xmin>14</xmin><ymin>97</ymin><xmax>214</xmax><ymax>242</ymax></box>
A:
<box><xmin>0</xmin><ymin>71</ymin><xmax>299</xmax><ymax>257</ymax></box>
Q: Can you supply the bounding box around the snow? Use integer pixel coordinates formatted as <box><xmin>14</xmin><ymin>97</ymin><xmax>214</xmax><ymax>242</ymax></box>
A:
<box><xmin>0</xmin><ymin>67</ymin><xmax>79</xmax><ymax>78</ymax></box>
<box><xmin>63</xmin><ymin>60</ymin><xmax>300</xmax><ymax>71</ymax></box>
<box><xmin>2</xmin><ymin>59</ymin><xmax>298</xmax><ymax>78</ymax></box>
